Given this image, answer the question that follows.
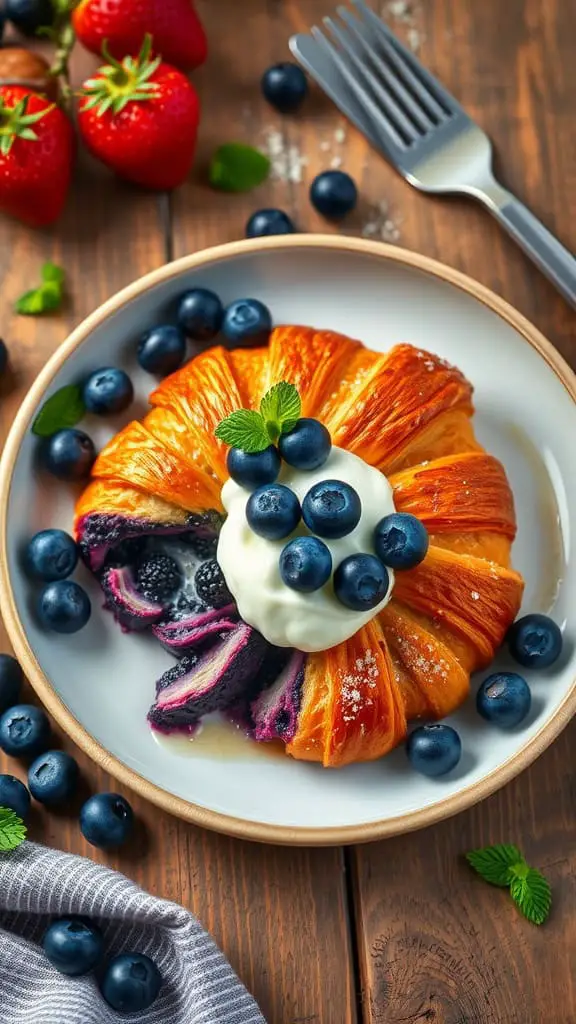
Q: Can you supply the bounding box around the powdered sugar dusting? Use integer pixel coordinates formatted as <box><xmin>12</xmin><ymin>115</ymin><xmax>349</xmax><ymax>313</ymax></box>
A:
<box><xmin>338</xmin><ymin>649</ymin><xmax>380</xmax><ymax>722</ymax></box>
<box><xmin>383</xmin><ymin>1</ymin><xmax>425</xmax><ymax>52</ymax></box>
<box><xmin>262</xmin><ymin>127</ymin><xmax>309</xmax><ymax>184</ymax></box>
<box><xmin>362</xmin><ymin>199</ymin><xmax>402</xmax><ymax>243</ymax></box>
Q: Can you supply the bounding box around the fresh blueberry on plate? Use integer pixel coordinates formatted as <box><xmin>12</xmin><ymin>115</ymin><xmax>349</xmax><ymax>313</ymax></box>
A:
<box><xmin>44</xmin><ymin>428</ymin><xmax>96</xmax><ymax>481</ymax></box>
<box><xmin>476</xmin><ymin>672</ymin><xmax>532</xmax><ymax>729</ymax></box>
<box><xmin>407</xmin><ymin>724</ymin><xmax>462</xmax><ymax>777</ymax></box>
<box><xmin>333</xmin><ymin>553</ymin><xmax>389</xmax><ymax>610</ymax></box>
<box><xmin>28</xmin><ymin>749</ymin><xmax>79</xmax><ymax>805</ymax></box>
<box><xmin>507</xmin><ymin>613</ymin><xmax>563</xmax><ymax>669</ymax></box>
<box><xmin>246</xmin><ymin>484</ymin><xmax>301</xmax><ymax>540</ymax></box>
<box><xmin>0</xmin><ymin>774</ymin><xmax>31</xmax><ymax>819</ymax></box>
<box><xmin>0</xmin><ymin>704</ymin><xmax>50</xmax><ymax>758</ymax></box>
<box><xmin>227</xmin><ymin>445</ymin><xmax>281</xmax><ymax>489</ymax></box>
<box><xmin>278</xmin><ymin>418</ymin><xmax>331</xmax><ymax>471</ymax></box>
<box><xmin>280</xmin><ymin>536</ymin><xmax>332</xmax><ymax>593</ymax></box>
<box><xmin>42</xmin><ymin>917</ymin><xmax>104</xmax><ymax>976</ymax></box>
<box><xmin>137</xmin><ymin>324</ymin><xmax>186</xmax><ymax>376</ymax></box>
<box><xmin>100</xmin><ymin>952</ymin><xmax>162</xmax><ymax>1013</ymax></box>
<box><xmin>38</xmin><ymin>580</ymin><xmax>91</xmax><ymax>634</ymax></box>
<box><xmin>82</xmin><ymin>367</ymin><xmax>134</xmax><ymax>415</ymax></box>
<box><xmin>310</xmin><ymin>170</ymin><xmax>358</xmax><ymax>219</ymax></box>
<box><xmin>80</xmin><ymin>792</ymin><xmax>134</xmax><ymax>849</ymax></box>
<box><xmin>0</xmin><ymin>654</ymin><xmax>23</xmax><ymax>713</ymax></box>
<box><xmin>177</xmin><ymin>288</ymin><xmax>224</xmax><ymax>342</ymax></box>
<box><xmin>0</xmin><ymin>337</ymin><xmax>8</xmax><ymax>375</ymax></box>
<box><xmin>4</xmin><ymin>0</ymin><xmax>54</xmax><ymax>36</ymax></box>
<box><xmin>261</xmin><ymin>62</ymin><xmax>308</xmax><ymax>113</ymax></box>
<box><xmin>374</xmin><ymin>512</ymin><xmax>429</xmax><ymax>570</ymax></box>
<box><xmin>26</xmin><ymin>529</ymin><xmax>79</xmax><ymax>582</ymax></box>
<box><xmin>222</xmin><ymin>298</ymin><xmax>272</xmax><ymax>347</ymax></box>
<box><xmin>302</xmin><ymin>479</ymin><xmax>361</xmax><ymax>539</ymax></box>
<box><xmin>246</xmin><ymin>208</ymin><xmax>296</xmax><ymax>238</ymax></box>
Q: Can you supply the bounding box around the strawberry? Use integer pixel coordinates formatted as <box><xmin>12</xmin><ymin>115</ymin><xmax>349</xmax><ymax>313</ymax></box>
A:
<box><xmin>72</xmin><ymin>0</ymin><xmax>207</xmax><ymax>72</ymax></box>
<box><xmin>0</xmin><ymin>87</ymin><xmax>74</xmax><ymax>227</ymax></box>
<box><xmin>77</xmin><ymin>36</ymin><xmax>200</xmax><ymax>191</ymax></box>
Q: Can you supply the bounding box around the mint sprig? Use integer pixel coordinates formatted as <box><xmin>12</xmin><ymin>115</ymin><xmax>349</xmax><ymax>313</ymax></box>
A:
<box><xmin>215</xmin><ymin>382</ymin><xmax>301</xmax><ymax>453</ymax></box>
<box><xmin>209</xmin><ymin>143</ymin><xmax>270</xmax><ymax>192</ymax></box>
<box><xmin>0</xmin><ymin>807</ymin><xmax>27</xmax><ymax>851</ymax></box>
<box><xmin>32</xmin><ymin>383</ymin><xmax>85</xmax><ymax>437</ymax></box>
<box><xmin>466</xmin><ymin>844</ymin><xmax>551</xmax><ymax>925</ymax></box>
<box><xmin>16</xmin><ymin>262</ymin><xmax>65</xmax><ymax>315</ymax></box>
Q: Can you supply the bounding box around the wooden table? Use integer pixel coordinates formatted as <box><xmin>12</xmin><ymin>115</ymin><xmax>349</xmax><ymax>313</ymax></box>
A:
<box><xmin>1</xmin><ymin>2</ymin><xmax>575</xmax><ymax>1021</ymax></box>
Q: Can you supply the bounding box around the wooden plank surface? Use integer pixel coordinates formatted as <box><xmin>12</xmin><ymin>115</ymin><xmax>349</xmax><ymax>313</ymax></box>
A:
<box><xmin>0</xmin><ymin>1</ymin><xmax>574</xmax><ymax>1022</ymax></box>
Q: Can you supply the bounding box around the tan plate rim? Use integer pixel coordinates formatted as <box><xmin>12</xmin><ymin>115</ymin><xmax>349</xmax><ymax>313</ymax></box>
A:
<box><xmin>1</xmin><ymin>234</ymin><xmax>575</xmax><ymax>846</ymax></box>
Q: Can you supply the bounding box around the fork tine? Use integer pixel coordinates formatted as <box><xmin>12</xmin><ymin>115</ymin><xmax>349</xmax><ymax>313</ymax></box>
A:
<box><xmin>351</xmin><ymin>0</ymin><xmax>459</xmax><ymax>122</ymax></box>
<box><xmin>310</xmin><ymin>25</ymin><xmax>408</xmax><ymax>151</ymax></box>
<box><xmin>323</xmin><ymin>16</ymin><xmax>419</xmax><ymax>144</ymax></box>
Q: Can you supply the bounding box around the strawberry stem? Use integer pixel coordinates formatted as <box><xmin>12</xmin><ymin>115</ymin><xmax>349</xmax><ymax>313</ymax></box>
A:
<box><xmin>45</xmin><ymin>0</ymin><xmax>79</xmax><ymax>111</ymax></box>
<box><xmin>80</xmin><ymin>33</ymin><xmax>161</xmax><ymax>117</ymax></box>
<box><xmin>0</xmin><ymin>95</ymin><xmax>53</xmax><ymax>156</ymax></box>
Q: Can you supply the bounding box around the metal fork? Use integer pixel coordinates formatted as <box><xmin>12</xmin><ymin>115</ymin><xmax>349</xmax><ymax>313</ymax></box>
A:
<box><xmin>290</xmin><ymin>0</ymin><xmax>576</xmax><ymax>307</ymax></box>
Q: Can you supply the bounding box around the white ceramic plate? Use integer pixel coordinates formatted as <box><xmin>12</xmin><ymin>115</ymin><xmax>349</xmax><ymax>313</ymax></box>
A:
<box><xmin>1</xmin><ymin>237</ymin><xmax>575</xmax><ymax>845</ymax></box>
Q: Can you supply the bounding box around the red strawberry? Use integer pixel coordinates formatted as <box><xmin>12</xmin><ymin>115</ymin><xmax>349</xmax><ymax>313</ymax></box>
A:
<box><xmin>0</xmin><ymin>87</ymin><xmax>74</xmax><ymax>227</ymax></box>
<box><xmin>77</xmin><ymin>37</ymin><xmax>200</xmax><ymax>191</ymax></box>
<box><xmin>72</xmin><ymin>0</ymin><xmax>207</xmax><ymax>72</ymax></box>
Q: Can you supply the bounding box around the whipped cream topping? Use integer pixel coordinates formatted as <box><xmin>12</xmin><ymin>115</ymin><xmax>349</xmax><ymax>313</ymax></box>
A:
<box><xmin>217</xmin><ymin>447</ymin><xmax>395</xmax><ymax>653</ymax></box>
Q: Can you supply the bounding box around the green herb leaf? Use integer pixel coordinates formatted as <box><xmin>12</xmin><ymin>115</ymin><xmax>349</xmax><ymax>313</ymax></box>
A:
<box><xmin>260</xmin><ymin>382</ymin><xmax>301</xmax><ymax>441</ymax></box>
<box><xmin>32</xmin><ymin>384</ymin><xmax>85</xmax><ymax>437</ymax></box>
<box><xmin>15</xmin><ymin>262</ymin><xmax>65</xmax><ymax>315</ymax></box>
<box><xmin>0</xmin><ymin>807</ymin><xmax>27</xmax><ymax>851</ymax></box>
<box><xmin>466</xmin><ymin>844</ymin><xmax>524</xmax><ymax>887</ymax></box>
<box><xmin>215</xmin><ymin>409</ymin><xmax>271</xmax><ymax>453</ymax></box>
<box><xmin>209</xmin><ymin>143</ymin><xmax>270</xmax><ymax>193</ymax></box>
<box><xmin>509</xmin><ymin>868</ymin><xmax>551</xmax><ymax>925</ymax></box>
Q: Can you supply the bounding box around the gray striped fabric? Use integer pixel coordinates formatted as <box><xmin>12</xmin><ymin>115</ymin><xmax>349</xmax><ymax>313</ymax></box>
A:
<box><xmin>0</xmin><ymin>842</ymin><xmax>266</xmax><ymax>1024</ymax></box>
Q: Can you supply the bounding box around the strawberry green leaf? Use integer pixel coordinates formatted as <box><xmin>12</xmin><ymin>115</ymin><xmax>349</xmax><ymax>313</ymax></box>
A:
<box><xmin>209</xmin><ymin>143</ymin><xmax>270</xmax><ymax>193</ymax></box>
<box><xmin>466</xmin><ymin>844</ymin><xmax>524</xmax><ymax>887</ymax></box>
<box><xmin>260</xmin><ymin>382</ymin><xmax>301</xmax><ymax>440</ymax></box>
<box><xmin>509</xmin><ymin>868</ymin><xmax>551</xmax><ymax>925</ymax></box>
<box><xmin>32</xmin><ymin>384</ymin><xmax>85</xmax><ymax>437</ymax></box>
<box><xmin>215</xmin><ymin>409</ymin><xmax>270</xmax><ymax>453</ymax></box>
<box><xmin>0</xmin><ymin>807</ymin><xmax>27</xmax><ymax>852</ymax></box>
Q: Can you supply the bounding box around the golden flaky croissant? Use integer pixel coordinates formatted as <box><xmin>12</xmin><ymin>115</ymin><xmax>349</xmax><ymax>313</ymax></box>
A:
<box><xmin>75</xmin><ymin>326</ymin><xmax>524</xmax><ymax>767</ymax></box>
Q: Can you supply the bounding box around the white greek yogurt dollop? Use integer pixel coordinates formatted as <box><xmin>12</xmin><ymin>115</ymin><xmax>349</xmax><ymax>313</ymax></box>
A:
<box><xmin>217</xmin><ymin>447</ymin><xmax>395</xmax><ymax>653</ymax></box>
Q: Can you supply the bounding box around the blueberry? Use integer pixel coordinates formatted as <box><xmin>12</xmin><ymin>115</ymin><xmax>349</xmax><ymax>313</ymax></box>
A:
<box><xmin>82</xmin><ymin>367</ymin><xmax>133</xmax><ymax>415</ymax></box>
<box><xmin>0</xmin><ymin>337</ymin><xmax>8</xmax><ymax>375</ymax></box>
<box><xmin>374</xmin><ymin>512</ymin><xmax>429</xmax><ymax>570</ymax></box>
<box><xmin>246</xmin><ymin>484</ymin><xmax>301</xmax><ymax>540</ymax></box>
<box><xmin>476</xmin><ymin>672</ymin><xmax>532</xmax><ymax>729</ymax></box>
<box><xmin>38</xmin><ymin>580</ymin><xmax>91</xmax><ymax>634</ymax></box>
<box><xmin>227</xmin><ymin>445</ymin><xmax>281</xmax><ymax>489</ymax></box>
<box><xmin>194</xmin><ymin>559</ymin><xmax>233</xmax><ymax>608</ymax></box>
<box><xmin>5</xmin><ymin>0</ymin><xmax>54</xmax><ymax>36</ymax></box>
<box><xmin>28</xmin><ymin>749</ymin><xmax>79</xmax><ymax>805</ymax></box>
<box><xmin>44</xmin><ymin>428</ymin><xmax>96</xmax><ymax>481</ymax></box>
<box><xmin>280</xmin><ymin>536</ymin><xmax>332</xmax><ymax>593</ymax></box>
<box><xmin>137</xmin><ymin>324</ymin><xmax>186</xmax><ymax>376</ymax></box>
<box><xmin>261</xmin><ymin>62</ymin><xmax>308</xmax><ymax>114</ymax></box>
<box><xmin>222</xmin><ymin>299</ymin><xmax>272</xmax><ymax>347</ymax></box>
<box><xmin>177</xmin><ymin>287</ymin><xmax>223</xmax><ymax>342</ymax></box>
<box><xmin>100</xmin><ymin>952</ymin><xmax>162</xmax><ymax>1013</ymax></box>
<box><xmin>42</xmin><ymin>917</ymin><xmax>104</xmax><ymax>977</ymax></box>
<box><xmin>0</xmin><ymin>704</ymin><xmax>50</xmax><ymax>758</ymax></box>
<box><xmin>333</xmin><ymin>553</ymin><xmax>389</xmax><ymax>611</ymax></box>
<box><xmin>0</xmin><ymin>654</ymin><xmax>23</xmax><ymax>713</ymax></box>
<box><xmin>507</xmin><ymin>613</ymin><xmax>563</xmax><ymax>670</ymax></box>
<box><xmin>246</xmin><ymin>208</ymin><xmax>296</xmax><ymax>238</ymax></box>
<box><xmin>26</xmin><ymin>529</ymin><xmax>78</xmax><ymax>582</ymax></box>
<box><xmin>136</xmin><ymin>553</ymin><xmax>182</xmax><ymax>603</ymax></box>
<box><xmin>310</xmin><ymin>170</ymin><xmax>358</xmax><ymax>219</ymax></box>
<box><xmin>278</xmin><ymin>418</ymin><xmax>331</xmax><ymax>471</ymax></box>
<box><xmin>0</xmin><ymin>774</ymin><xmax>31</xmax><ymax>819</ymax></box>
<box><xmin>80</xmin><ymin>792</ymin><xmax>134</xmax><ymax>849</ymax></box>
<box><xmin>406</xmin><ymin>724</ymin><xmax>462</xmax><ymax>777</ymax></box>
<box><xmin>302</xmin><ymin>479</ymin><xmax>361</xmax><ymax>539</ymax></box>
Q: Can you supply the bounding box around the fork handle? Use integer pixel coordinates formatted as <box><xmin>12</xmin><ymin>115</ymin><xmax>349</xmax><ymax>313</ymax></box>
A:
<box><xmin>486</xmin><ymin>192</ymin><xmax>576</xmax><ymax>307</ymax></box>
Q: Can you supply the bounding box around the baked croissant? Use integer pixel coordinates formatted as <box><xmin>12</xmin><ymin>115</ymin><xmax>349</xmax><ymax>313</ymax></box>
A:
<box><xmin>75</xmin><ymin>326</ymin><xmax>524</xmax><ymax>767</ymax></box>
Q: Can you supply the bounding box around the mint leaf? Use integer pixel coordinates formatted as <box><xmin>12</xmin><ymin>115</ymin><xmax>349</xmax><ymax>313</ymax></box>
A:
<box><xmin>509</xmin><ymin>867</ymin><xmax>551</xmax><ymax>925</ymax></box>
<box><xmin>215</xmin><ymin>409</ymin><xmax>270</xmax><ymax>453</ymax></box>
<box><xmin>466</xmin><ymin>844</ymin><xmax>524</xmax><ymax>887</ymax></box>
<box><xmin>260</xmin><ymin>382</ymin><xmax>301</xmax><ymax>440</ymax></box>
<box><xmin>32</xmin><ymin>384</ymin><xmax>85</xmax><ymax>437</ymax></box>
<box><xmin>209</xmin><ymin>143</ymin><xmax>270</xmax><ymax>192</ymax></box>
<box><xmin>0</xmin><ymin>807</ymin><xmax>26</xmax><ymax>851</ymax></box>
<box><xmin>41</xmin><ymin>261</ymin><xmax>65</xmax><ymax>285</ymax></box>
<box><xmin>16</xmin><ymin>263</ymin><xmax>65</xmax><ymax>315</ymax></box>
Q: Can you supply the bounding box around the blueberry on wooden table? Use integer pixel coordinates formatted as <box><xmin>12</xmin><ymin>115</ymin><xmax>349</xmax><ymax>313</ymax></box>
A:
<box><xmin>82</xmin><ymin>367</ymin><xmax>134</xmax><ymax>415</ymax></box>
<box><xmin>38</xmin><ymin>580</ymin><xmax>91</xmax><ymax>634</ymax></box>
<box><xmin>28</xmin><ymin>749</ymin><xmax>79</xmax><ymax>805</ymax></box>
<box><xmin>310</xmin><ymin>170</ymin><xmax>358</xmax><ymax>219</ymax></box>
<box><xmin>246</xmin><ymin>208</ymin><xmax>296</xmax><ymax>237</ymax></box>
<box><xmin>100</xmin><ymin>952</ymin><xmax>162</xmax><ymax>1013</ymax></box>
<box><xmin>0</xmin><ymin>774</ymin><xmax>31</xmax><ymax>819</ymax></box>
<box><xmin>42</xmin><ymin>917</ymin><xmax>104</xmax><ymax>976</ymax></box>
<box><xmin>177</xmin><ymin>287</ymin><xmax>224</xmax><ymax>342</ymax></box>
<box><xmin>406</xmin><ymin>724</ymin><xmax>462</xmax><ymax>777</ymax></box>
<box><xmin>261</xmin><ymin>62</ymin><xmax>308</xmax><ymax>113</ymax></box>
<box><xmin>44</xmin><ymin>428</ymin><xmax>96</xmax><ymax>481</ymax></box>
<box><xmin>0</xmin><ymin>704</ymin><xmax>50</xmax><ymax>758</ymax></box>
<box><xmin>4</xmin><ymin>0</ymin><xmax>53</xmax><ymax>36</ymax></box>
<box><xmin>137</xmin><ymin>324</ymin><xmax>186</xmax><ymax>375</ymax></box>
<box><xmin>26</xmin><ymin>529</ymin><xmax>79</xmax><ymax>582</ymax></box>
<box><xmin>0</xmin><ymin>654</ymin><xmax>23</xmax><ymax>713</ymax></box>
<box><xmin>80</xmin><ymin>792</ymin><xmax>134</xmax><ymax>849</ymax></box>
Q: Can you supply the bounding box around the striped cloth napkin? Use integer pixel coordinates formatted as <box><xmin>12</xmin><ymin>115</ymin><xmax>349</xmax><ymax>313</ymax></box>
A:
<box><xmin>0</xmin><ymin>841</ymin><xmax>266</xmax><ymax>1024</ymax></box>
